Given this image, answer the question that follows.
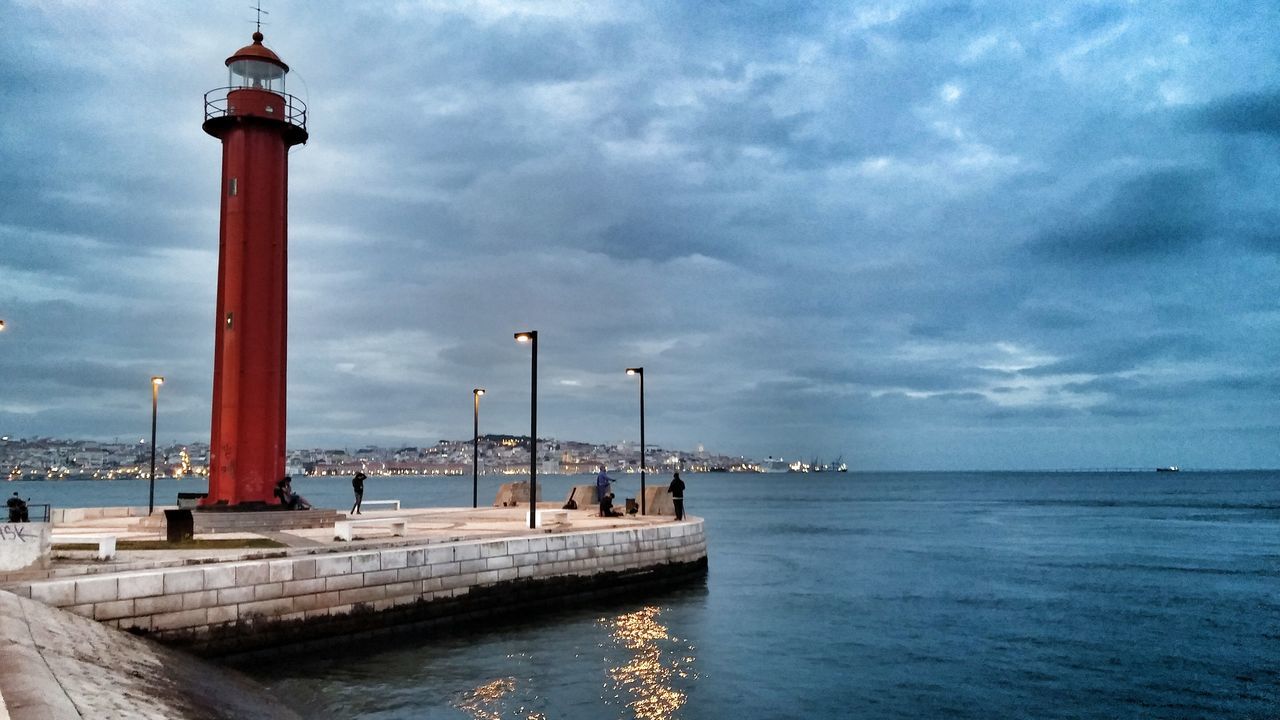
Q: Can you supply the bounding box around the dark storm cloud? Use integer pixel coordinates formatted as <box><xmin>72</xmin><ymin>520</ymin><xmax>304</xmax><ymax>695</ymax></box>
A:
<box><xmin>983</xmin><ymin>405</ymin><xmax>1079</xmax><ymax>421</ymax></box>
<box><xmin>1191</xmin><ymin>89</ymin><xmax>1280</xmax><ymax>137</ymax></box>
<box><xmin>1066</xmin><ymin>370</ymin><xmax>1280</xmax><ymax>401</ymax></box>
<box><xmin>1023</xmin><ymin>334</ymin><xmax>1213</xmax><ymax>377</ymax></box>
<box><xmin>1031</xmin><ymin>170</ymin><xmax>1215</xmax><ymax>261</ymax></box>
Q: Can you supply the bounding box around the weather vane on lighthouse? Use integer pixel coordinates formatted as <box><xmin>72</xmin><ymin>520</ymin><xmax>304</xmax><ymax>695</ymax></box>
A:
<box><xmin>251</xmin><ymin>1</ymin><xmax>269</xmax><ymax>33</ymax></box>
<box><xmin>199</xmin><ymin>21</ymin><xmax>307</xmax><ymax>508</ymax></box>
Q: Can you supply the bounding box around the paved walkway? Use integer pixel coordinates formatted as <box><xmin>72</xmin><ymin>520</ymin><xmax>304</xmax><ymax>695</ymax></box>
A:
<box><xmin>36</xmin><ymin>503</ymin><xmax>680</xmax><ymax>575</ymax></box>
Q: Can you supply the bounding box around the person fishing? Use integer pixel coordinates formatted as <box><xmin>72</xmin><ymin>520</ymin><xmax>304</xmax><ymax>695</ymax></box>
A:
<box><xmin>668</xmin><ymin>472</ymin><xmax>686</xmax><ymax>521</ymax></box>
<box><xmin>595</xmin><ymin>465</ymin><xmax>616</xmax><ymax>504</ymax></box>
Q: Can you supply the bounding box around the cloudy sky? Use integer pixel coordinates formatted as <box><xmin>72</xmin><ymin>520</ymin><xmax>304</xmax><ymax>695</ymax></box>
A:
<box><xmin>1</xmin><ymin>1</ymin><xmax>1277</xmax><ymax>470</ymax></box>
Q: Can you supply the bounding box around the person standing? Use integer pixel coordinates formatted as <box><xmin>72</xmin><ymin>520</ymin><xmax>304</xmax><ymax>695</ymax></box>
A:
<box><xmin>351</xmin><ymin>471</ymin><xmax>367</xmax><ymax>514</ymax></box>
<box><xmin>668</xmin><ymin>472</ymin><xmax>685</xmax><ymax>521</ymax></box>
<box><xmin>595</xmin><ymin>465</ymin><xmax>615</xmax><ymax>503</ymax></box>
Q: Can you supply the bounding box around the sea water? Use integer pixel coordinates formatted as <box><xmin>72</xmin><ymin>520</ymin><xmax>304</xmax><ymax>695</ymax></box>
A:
<box><xmin>14</xmin><ymin>471</ymin><xmax>1279</xmax><ymax>718</ymax></box>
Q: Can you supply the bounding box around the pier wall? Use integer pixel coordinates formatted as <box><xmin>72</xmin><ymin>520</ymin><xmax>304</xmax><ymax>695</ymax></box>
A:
<box><xmin>9</xmin><ymin>519</ymin><xmax>706</xmax><ymax>655</ymax></box>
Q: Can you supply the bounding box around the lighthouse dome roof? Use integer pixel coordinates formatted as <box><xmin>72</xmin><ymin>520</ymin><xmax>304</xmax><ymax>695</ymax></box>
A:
<box><xmin>225</xmin><ymin>31</ymin><xmax>289</xmax><ymax>73</ymax></box>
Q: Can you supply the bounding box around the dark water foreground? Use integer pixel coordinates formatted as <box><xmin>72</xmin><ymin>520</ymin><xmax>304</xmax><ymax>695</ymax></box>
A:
<box><xmin>17</xmin><ymin>471</ymin><xmax>1280</xmax><ymax>718</ymax></box>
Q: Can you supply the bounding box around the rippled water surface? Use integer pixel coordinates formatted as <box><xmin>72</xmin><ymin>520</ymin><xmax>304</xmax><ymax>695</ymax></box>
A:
<box><xmin>18</xmin><ymin>471</ymin><xmax>1280</xmax><ymax>718</ymax></box>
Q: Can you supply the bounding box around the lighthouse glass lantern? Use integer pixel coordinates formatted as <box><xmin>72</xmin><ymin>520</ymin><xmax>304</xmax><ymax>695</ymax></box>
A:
<box><xmin>228</xmin><ymin>57</ymin><xmax>286</xmax><ymax>94</ymax></box>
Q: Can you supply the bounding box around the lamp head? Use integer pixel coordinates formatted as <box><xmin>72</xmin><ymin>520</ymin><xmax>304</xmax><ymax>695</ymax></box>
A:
<box><xmin>626</xmin><ymin>367</ymin><xmax>643</xmax><ymax>376</ymax></box>
<box><xmin>514</xmin><ymin>331</ymin><xmax>536</xmax><ymax>343</ymax></box>
<box><xmin>151</xmin><ymin>376</ymin><xmax>165</xmax><ymax>386</ymax></box>
<box><xmin>474</xmin><ymin>388</ymin><xmax>486</xmax><ymax>396</ymax></box>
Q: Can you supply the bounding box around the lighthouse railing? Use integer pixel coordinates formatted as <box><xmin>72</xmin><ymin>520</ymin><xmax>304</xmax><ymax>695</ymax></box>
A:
<box><xmin>204</xmin><ymin>87</ymin><xmax>308</xmax><ymax>131</ymax></box>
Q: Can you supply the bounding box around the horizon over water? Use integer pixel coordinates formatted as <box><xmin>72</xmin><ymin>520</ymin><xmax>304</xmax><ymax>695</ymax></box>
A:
<box><xmin>15</xmin><ymin>471</ymin><xmax>1279</xmax><ymax>718</ymax></box>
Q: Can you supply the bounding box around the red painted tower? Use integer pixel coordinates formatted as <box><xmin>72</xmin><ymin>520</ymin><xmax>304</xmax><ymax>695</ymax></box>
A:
<box><xmin>201</xmin><ymin>32</ymin><xmax>307</xmax><ymax>507</ymax></box>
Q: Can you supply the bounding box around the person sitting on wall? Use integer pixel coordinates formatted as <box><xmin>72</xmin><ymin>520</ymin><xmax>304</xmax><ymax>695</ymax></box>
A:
<box><xmin>6</xmin><ymin>492</ymin><xmax>28</xmax><ymax>523</ymax></box>
<box><xmin>599</xmin><ymin>492</ymin><xmax>624</xmax><ymax>518</ymax></box>
<box><xmin>275</xmin><ymin>476</ymin><xmax>311</xmax><ymax>511</ymax></box>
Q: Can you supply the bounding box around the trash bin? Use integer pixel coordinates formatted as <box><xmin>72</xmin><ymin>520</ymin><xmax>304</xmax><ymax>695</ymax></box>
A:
<box><xmin>625</xmin><ymin>498</ymin><xmax>638</xmax><ymax>515</ymax></box>
<box><xmin>165</xmin><ymin>509</ymin><xmax>194</xmax><ymax>543</ymax></box>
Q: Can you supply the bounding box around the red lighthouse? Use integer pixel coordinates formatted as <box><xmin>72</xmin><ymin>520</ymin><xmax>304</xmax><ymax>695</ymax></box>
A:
<box><xmin>201</xmin><ymin>32</ymin><xmax>307</xmax><ymax>507</ymax></box>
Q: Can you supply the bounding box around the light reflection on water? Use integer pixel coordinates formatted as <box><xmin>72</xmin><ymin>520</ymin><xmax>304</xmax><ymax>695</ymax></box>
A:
<box><xmin>445</xmin><ymin>606</ymin><xmax>699</xmax><ymax>720</ymax></box>
<box><xmin>451</xmin><ymin>668</ymin><xmax>548</xmax><ymax>720</ymax></box>
<box><xmin>454</xmin><ymin>677</ymin><xmax>516</xmax><ymax>720</ymax></box>
<box><xmin>602</xmin><ymin>606</ymin><xmax>698</xmax><ymax>720</ymax></box>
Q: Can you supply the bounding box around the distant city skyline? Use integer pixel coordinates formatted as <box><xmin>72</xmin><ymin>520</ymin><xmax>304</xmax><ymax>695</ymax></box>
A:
<box><xmin>1</xmin><ymin>3</ymin><xmax>1277</xmax><ymax>470</ymax></box>
<box><xmin>1</xmin><ymin>434</ymin><xmax>786</xmax><ymax>481</ymax></box>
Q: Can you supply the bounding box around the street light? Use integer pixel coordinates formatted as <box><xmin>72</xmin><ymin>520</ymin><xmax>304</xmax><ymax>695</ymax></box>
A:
<box><xmin>514</xmin><ymin>330</ymin><xmax>537</xmax><ymax>529</ymax></box>
<box><xmin>148</xmin><ymin>376</ymin><xmax>165</xmax><ymax>515</ymax></box>
<box><xmin>626</xmin><ymin>367</ymin><xmax>646</xmax><ymax>515</ymax></box>
<box><xmin>472</xmin><ymin>388</ymin><xmax>485</xmax><ymax>509</ymax></box>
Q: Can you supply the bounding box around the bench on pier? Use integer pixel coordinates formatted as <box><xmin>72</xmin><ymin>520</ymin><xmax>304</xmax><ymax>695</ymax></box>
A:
<box><xmin>356</xmin><ymin>499</ymin><xmax>400</xmax><ymax>511</ymax></box>
<box><xmin>51</xmin><ymin>534</ymin><xmax>117</xmax><ymax>560</ymax></box>
<box><xmin>334</xmin><ymin>517</ymin><xmax>407</xmax><ymax>542</ymax></box>
<box><xmin>527</xmin><ymin>509</ymin><xmax>570</xmax><ymax>528</ymax></box>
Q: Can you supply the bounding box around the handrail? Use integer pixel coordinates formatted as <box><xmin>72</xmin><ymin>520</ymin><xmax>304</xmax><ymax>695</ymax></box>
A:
<box><xmin>203</xmin><ymin>86</ymin><xmax>307</xmax><ymax>130</ymax></box>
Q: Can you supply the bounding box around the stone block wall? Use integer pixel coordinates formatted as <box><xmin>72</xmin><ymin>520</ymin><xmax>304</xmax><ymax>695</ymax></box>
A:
<box><xmin>10</xmin><ymin>520</ymin><xmax>706</xmax><ymax>655</ymax></box>
<box><xmin>0</xmin><ymin>523</ymin><xmax>49</xmax><ymax>572</ymax></box>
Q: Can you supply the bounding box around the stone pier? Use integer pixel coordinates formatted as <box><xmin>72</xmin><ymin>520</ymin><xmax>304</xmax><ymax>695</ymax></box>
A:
<box><xmin>2</xmin><ymin>506</ymin><xmax>707</xmax><ymax>656</ymax></box>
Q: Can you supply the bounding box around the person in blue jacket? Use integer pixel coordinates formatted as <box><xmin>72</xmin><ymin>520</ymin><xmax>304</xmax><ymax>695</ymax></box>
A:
<box><xmin>595</xmin><ymin>465</ymin><xmax>616</xmax><ymax>503</ymax></box>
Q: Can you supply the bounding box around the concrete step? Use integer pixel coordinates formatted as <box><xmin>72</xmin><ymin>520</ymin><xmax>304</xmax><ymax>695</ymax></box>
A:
<box><xmin>191</xmin><ymin>509</ymin><xmax>341</xmax><ymax>534</ymax></box>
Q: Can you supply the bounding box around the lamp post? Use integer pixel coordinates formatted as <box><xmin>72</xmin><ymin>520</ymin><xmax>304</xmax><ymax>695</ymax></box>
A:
<box><xmin>514</xmin><ymin>331</ymin><xmax>537</xmax><ymax>529</ymax></box>
<box><xmin>626</xmin><ymin>367</ymin><xmax>646</xmax><ymax>514</ymax></box>
<box><xmin>472</xmin><ymin>388</ymin><xmax>485</xmax><ymax>509</ymax></box>
<box><xmin>148</xmin><ymin>376</ymin><xmax>165</xmax><ymax>515</ymax></box>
